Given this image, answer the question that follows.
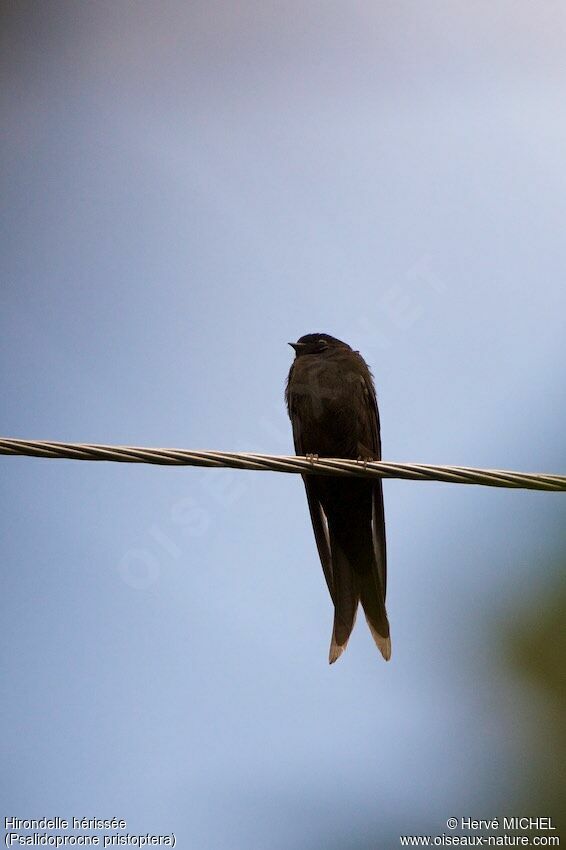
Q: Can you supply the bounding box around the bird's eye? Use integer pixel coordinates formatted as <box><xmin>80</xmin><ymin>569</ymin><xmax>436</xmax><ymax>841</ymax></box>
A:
<box><xmin>317</xmin><ymin>338</ymin><xmax>328</xmax><ymax>346</ymax></box>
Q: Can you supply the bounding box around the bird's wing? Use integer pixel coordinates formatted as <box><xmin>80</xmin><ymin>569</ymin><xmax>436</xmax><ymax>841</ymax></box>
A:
<box><xmin>360</xmin><ymin>368</ymin><xmax>387</xmax><ymax>597</ymax></box>
<box><xmin>287</xmin><ymin>372</ymin><xmax>335</xmax><ymax>601</ymax></box>
<box><xmin>303</xmin><ymin>479</ymin><xmax>334</xmax><ymax>601</ymax></box>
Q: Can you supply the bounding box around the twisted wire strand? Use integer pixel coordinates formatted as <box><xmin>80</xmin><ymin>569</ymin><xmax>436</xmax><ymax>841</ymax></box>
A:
<box><xmin>1</xmin><ymin>437</ymin><xmax>564</xmax><ymax>492</ymax></box>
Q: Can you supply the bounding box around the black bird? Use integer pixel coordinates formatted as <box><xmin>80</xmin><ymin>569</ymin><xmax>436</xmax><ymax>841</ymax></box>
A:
<box><xmin>286</xmin><ymin>333</ymin><xmax>390</xmax><ymax>663</ymax></box>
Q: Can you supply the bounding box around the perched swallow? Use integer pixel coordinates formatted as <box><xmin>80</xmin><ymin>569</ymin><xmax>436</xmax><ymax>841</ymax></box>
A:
<box><xmin>286</xmin><ymin>333</ymin><xmax>390</xmax><ymax>663</ymax></box>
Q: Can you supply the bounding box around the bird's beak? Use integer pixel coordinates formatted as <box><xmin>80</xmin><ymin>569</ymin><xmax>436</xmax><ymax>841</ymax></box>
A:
<box><xmin>289</xmin><ymin>342</ymin><xmax>307</xmax><ymax>353</ymax></box>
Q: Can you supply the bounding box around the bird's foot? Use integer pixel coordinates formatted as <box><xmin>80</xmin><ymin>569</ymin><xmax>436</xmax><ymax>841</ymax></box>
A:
<box><xmin>305</xmin><ymin>453</ymin><xmax>319</xmax><ymax>465</ymax></box>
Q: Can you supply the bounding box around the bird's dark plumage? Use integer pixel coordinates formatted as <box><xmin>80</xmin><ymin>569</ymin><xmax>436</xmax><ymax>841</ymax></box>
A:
<box><xmin>286</xmin><ymin>333</ymin><xmax>390</xmax><ymax>663</ymax></box>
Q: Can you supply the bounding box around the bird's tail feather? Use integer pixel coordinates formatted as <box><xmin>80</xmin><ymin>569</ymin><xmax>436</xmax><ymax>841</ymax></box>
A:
<box><xmin>358</xmin><ymin>570</ymin><xmax>391</xmax><ymax>661</ymax></box>
<box><xmin>328</xmin><ymin>534</ymin><xmax>359</xmax><ymax>664</ymax></box>
<box><xmin>327</xmin><ymin>528</ymin><xmax>391</xmax><ymax>663</ymax></box>
<box><xmin>329</xmin><ymin>606</ymin><xmax>359</xmax><ymax>663</ymax></box>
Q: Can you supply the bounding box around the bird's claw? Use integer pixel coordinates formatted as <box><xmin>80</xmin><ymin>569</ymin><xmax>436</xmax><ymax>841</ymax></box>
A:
<box><xmin>306</xmin><ymin>453</ymin><xmax>319</xmax><ymax>465</ymax></box>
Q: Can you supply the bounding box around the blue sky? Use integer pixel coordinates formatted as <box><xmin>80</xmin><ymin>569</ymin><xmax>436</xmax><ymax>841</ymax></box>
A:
<box><xmin>2</xmin><ymin>2</ymin><xmax>565</xmax><ymax>847</ymax></box>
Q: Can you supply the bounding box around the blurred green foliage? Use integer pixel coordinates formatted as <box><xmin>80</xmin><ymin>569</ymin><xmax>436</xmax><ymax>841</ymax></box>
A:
<box><xmin>504</xmin><ymin>555</ymin><xmax>566</xmax><ymax>831</ymax></box>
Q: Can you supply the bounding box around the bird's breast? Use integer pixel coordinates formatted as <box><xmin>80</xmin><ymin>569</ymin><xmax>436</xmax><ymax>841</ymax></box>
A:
<box><xmin>288</xmin><ymin>354</ymin><xmax>370</xmax><ymax>457</ymax></box>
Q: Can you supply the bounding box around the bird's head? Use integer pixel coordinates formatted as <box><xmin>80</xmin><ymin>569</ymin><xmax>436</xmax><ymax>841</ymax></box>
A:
<box><xmin>288</xmin><ymin>333</ymin><xmax>351</xmax><ymax>357</ymax></box>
